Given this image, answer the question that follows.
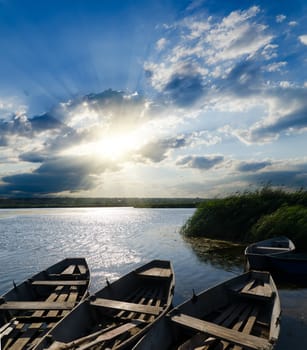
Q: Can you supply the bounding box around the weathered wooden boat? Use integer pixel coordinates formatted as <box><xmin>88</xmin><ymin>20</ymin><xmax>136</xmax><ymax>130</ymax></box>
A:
<box><xmin>133</xmin><ymin>270</ymin><xmax>280</xmax><ymax>350</ymax></box>
<box><xmin>35</xmin><ymin>259</ymin><xmax>175</xmax><ymax>350</ymax></box>
<box><xmin>245</xmin><ymin>236</ymin><xmax>295</xmax><ymax>270</ymax></box>
<box><xmin>268</xmin><ymin>252</ymin><xmax>307</xmax><ymax>282</ymax></box>
<box><xmin>0</xmin><ymin>257</ymin><xmax>90</xmax><ymax>350</ymax></box>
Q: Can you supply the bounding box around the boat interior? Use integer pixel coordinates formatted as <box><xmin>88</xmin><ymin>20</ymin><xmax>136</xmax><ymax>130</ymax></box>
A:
<box><xmin>168</xmin><ymin>272</ymin><xmax>278</xmax><ymax>350</ymax></box>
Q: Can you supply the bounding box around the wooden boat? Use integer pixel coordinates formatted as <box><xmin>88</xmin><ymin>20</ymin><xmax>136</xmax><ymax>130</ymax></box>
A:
<box><xmin>268</xmin><ymin>252</ymin><xmax>307</xmax><ymax>282</ymax></box>
<box><xmin>133</xmin><ymin>270</ymin><xmax>280</xmax><ymax>350</ymax></box>
<box><xmin>0</xmin><ymin>257</ymin><xmax>90</xmax><ymax>350</ymax></box>
<box><xmin>35</xmin><ymin>259</ymin><xmax>175</xmax><ymax>350</ymax></box>
<box><xmin>245</xmin><ymin>236</ymin><xmax>295</xmax><ymax>270</ymax></box>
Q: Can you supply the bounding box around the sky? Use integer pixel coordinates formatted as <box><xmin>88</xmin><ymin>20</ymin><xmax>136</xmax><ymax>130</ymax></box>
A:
<box><xmin>0</xmin><ymin>0</ymin><xmax>307</xmax><ymax>198</ymax></box>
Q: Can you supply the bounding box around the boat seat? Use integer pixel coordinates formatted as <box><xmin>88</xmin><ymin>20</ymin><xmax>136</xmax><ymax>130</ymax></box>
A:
<box><xmin>170</xmin><ymin>313</ymin><xmax>271</xmax><ymax>350</ymax></box>
<box><xmin>0</xmin><ymin>301</ymin><xmax>75</xmax><ymax>311</ymax></box>
<box><xmin>61</xmin><ymin>265</ymin><xmax>77</xmax><ymax>275</ymax></box>
<box><xmin>255</xmin><ymin>246</ymin><xmax>289</xmax><ymax>251</ymax></box>
<box><xmin>90</xmin><ymin>297</ymin><xmax>163</xmax><ymax>315</ymax></box>
<box><xmin>31</xmin><ymin>280</ymin><xmax>88</xmax><ymax>286</ymax></box>
<box><xmin>240</xmin><ymin>280</ymin><xmax>274</xmax><ymax>300</ymax></box>
<box><xmin>137</xmin><ymin>267</ymin><xmax>172</xmax><ymax>279</ymax></box>
<box><xmin>47</xmin><ymin>273</ymin><xmax>88</xmax><ymax>279</ymax></box>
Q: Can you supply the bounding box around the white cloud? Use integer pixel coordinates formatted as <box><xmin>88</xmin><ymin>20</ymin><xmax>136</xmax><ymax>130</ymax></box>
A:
<box><xmin>279</xmin><ymin>81</ymin><xmax>292</xmax><ymax>88</ymax></box>
<box><xmin>276</xmin><ymin>14</ymin><xmax>286</xmax><ymax>23</ymax></box>
<box><xmin>265</xmin><ymin>61</ymin><xmax>287</xmax><ymax>72</ymax></box>
<box><xmin>145</xmin><ymin>5</ymin><xmax>275</xmax><ymax>109</ymax></box>
<box><xmin>299</xmin><ymin>35</ymin><xmax>307</xmax><ymax>45</ymax></box>
<box><xmin>186</xmin><ymin>0</ymin><xmax>206</xmax><ymax>11</ymax></box>
<box><xmin>288</xmin><ymin>21</ymin><xmax>298</xmax><ymax>27</ymax></box>
<box><xmin>156</xmin><ymin>38</ymin><xmax>168</xmax><ymax>51</ymax></box>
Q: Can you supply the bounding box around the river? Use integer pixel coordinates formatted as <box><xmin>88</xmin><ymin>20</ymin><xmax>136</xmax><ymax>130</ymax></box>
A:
<box><xmin>0</xmin><ymin>207</ymin><xmax>306</xmax><ymax>348</ymax></box>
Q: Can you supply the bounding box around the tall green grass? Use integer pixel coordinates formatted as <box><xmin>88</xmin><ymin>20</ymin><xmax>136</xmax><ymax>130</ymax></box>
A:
<box><xmin>181</xmin><ymin>187</ymin><xmax>307</xmax><ymax>250</ymax></box>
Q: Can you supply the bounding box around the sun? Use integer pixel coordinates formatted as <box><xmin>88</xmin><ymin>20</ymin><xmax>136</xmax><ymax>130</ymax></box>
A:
<box><xmin>62</xmin><ymin>131</ymin><xmax>145</xmax><ymax>160</ymax></box>
<box><xmin>95</xmin><ymin>133</ymin><xmax>143</xmax><ymax>159</ymax></box>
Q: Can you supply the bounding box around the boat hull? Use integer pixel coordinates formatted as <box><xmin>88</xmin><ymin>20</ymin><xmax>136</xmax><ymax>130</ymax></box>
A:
<box><xmin>245</xmin><ymin>236</ymin><xmax>295</xmax><ymax>270</ymax></box>
<box><xmin>269</xmin><ymin>252</ymin><xmax>307</xmax><ymax>282</ymax></box>
<box><xmin>35</xmin><ymin>259</ymin><xmax>175</xmax><ymax>350</ymax></box>
<box><xmin>0</xmin><ymin>257</ymin><xmax>90</xmax><ymax>349</ymax></box>
<box><xmin>133</xmin><ymin>270</ymin><xmax>280</xmax><ymax>350</ymax></box>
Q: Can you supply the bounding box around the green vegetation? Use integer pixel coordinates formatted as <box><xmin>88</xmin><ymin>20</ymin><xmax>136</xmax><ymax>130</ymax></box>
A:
<box><xmin>181</xmin><ymin>187</ymin><xmax>307</xmax><ymax>250</ymax></box>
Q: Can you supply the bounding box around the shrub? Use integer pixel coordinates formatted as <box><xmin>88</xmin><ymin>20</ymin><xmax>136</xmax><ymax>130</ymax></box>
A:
<box><xmin>181</xmin><ymin>187</ymin><xmax>307</xmax><ymax>247</ymax></box>
<box><xmin>251</xmin><ymin>205</ymin><xmax>307</xmax><ymax>250</ymax></box>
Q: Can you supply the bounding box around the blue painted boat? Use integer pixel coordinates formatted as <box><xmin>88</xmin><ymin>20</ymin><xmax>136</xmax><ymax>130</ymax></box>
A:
<box><xmin>268</xmin><ymin>252</ymin><xmax>307</xmax><ymax>281</ymax></box>
<box><xmin>245</xmin><ymin>236</ymin><xmax>295</xmax><ymax>270</ymax></box>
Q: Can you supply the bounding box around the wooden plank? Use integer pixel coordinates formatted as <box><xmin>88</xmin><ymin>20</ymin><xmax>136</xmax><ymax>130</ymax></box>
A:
<box><xmin>48</xmin><ymin>321</ymin><xmax>141</xmax><ymax>350</ymax></box>
<box><xmin>215</xmin><ymin>303</ymin><xmax>247</xmax><ymax>326</ymax></box>
<box><xmin>137</xmin><ymin>267</ymin><xmax>172</xmax><ymax>278</ymax></box>
<box><xmin>186</xmin><ymin>303</ymin><xmax>249</xmax><ymax>350</ymax></box>
<box><xmin>61</xmin><ymin>265</ymin><xmax>76</xmax><ymax>275</ymax></box>
<box><xmin>90</xmin><ymin>298</ymin><xmax>163</xmax><ymax>316</ymax></box>
<box><xmin>216</xmin><ymin>305</ymin><xmax>254</xmax><ymax>350</ymax></box>
<box><xmin>241</xmin><ymin>284</ymin><xmax>273</xmax><ymax>300</ymax></box>
<box><xmin>170</xmin><ymin>313</ymin><xmax>272</xmax><ymax>350</ymax></box>
<box><xmin>13</xmin><ymin>286</ymin><xmax>65</xmax><ymax>350</ymax></box>
<box><xmin>8</xmin><ymin>323</ymin><xmax>41</xmax><ymax>350</ymax></box>
<box><xmin>177</xmin><ymin>303</ymin><xmax>245</xmax><ymax>350</ymax></box>
<box><xmin>47</xmin><ymin>287</ymin><xmax>70</xmax><ymax>317</ymax></box>
<box><xmin>115</xmin><ymin>287</ymin><xmax>144</xmax><ymax>319</ymax></box>
<box><xmin>77</xmin><ymin>265</ymin><xmax>87</xmax><ymax>274</ymax></box>
<box><xmin>0</xmin><ymin>301</ymin><xmax>75</xmax><ymax>311</ymax></box>
<box><xmin>233</xmin><ymin>305</ymin><xmax>259</xmax><ymax>350</ymax></box>
<box><xmin>263</xmin><ymin>283</ymin><xmax>274</xmax><ymax>298</ymax></box>
<box><xmin>255</xmin><ymin>246</ymin><xmax>289</xmax><ymax>251</ymax></box>
<box><xmin>61</xmin><ymin>287</ymin><xmax>79</xmax><ymax>316</ymax></box>
<box><xmin>148</xmin><ymin>287</ymin><xmax>163</xmax><ymax>322</ymax></box>
<box><xmin>47</xmin><ymin>273</ymin><xmax>87</xmax><ymax>280</ymax></box>
<box><xmin>2</xmin><ymin>323</ymin><xmax>26</xmax><ymax>350</ymax></box>
<box><xmin>14</xmin><ymin>315</ymin><xmax>62</xmax><ymax>323</ymax></box>
<box><xmin>32</xmin><ymin>280</ymin><xmax>87</xmax><ymax>286</ymax></box>
<box><xmin>241</xmin><ymin>280</ymin><xmax>256</xmax><ymax>294</ymax></box>
<box><xmin>78</xmin><ymin>322</ymin><xmax>140</xmax><ymax>350</ymax></box>
<box><xmin>0</xmin><ymin>320</ymin><xmax>19</xmax><ymax>338</ymax></box>
<box><xmin>28</xmin><ymin>286</ymin><xmax>65</xmax><ymax>349</ymax></box>
<box><xmin>33</xmin><ymin>286</ymin><xmax>64</xmax><ymax>317</ymax></box>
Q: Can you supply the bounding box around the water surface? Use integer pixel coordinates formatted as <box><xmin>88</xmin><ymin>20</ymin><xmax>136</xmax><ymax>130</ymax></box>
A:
<box><xmin>0</xmin><ymin>207</ymin><xmax>306</xmax><ymax>349</ymax></box>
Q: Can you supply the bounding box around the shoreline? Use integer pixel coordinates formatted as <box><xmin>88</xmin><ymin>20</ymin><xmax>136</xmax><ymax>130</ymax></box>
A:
<box><xmin>0</xmin><ymin>197</ymin><xmax>205</xmax><ymax>209</ymax></box>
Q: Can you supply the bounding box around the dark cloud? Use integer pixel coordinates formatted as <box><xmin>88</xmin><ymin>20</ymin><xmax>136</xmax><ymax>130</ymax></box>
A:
<box><xmin>0</xmin><ymin>113</ymin><xmax>65</xmax><ymax>147</ymax></box>
<box><xmin>220</xmin><ymin>59</ymin><xmax>262</xmax><ymax>97</ymax></box>
<box><xmin>19</xmin><ymin>151</ymin><xmax>48</xmax><ymax>163</ymax></box>
<box><xmin>29</xmin><ymin>113</ymin><xmax>64</xmax><ymax>132</ymax></box>
<box><xmin>243</xmin><ymin>169</ymin><xmax>307</xmax><ymax>188</ymax></box>
<box><xmin>0</xmin><ymin>156</ymin><xmax>120</xmax><ymax>197</ymax></box>
<box><xmin>137</xmin><ymin>135</ymin><xmax>187</xmax><ymax>163</ymax></box>
<box><xmin>250</xmin><ymin>104</ymin><xmax>307</xmax><ymax>142</ymax></box>
<box><xmin>0</xmin><ymin>115</ymin><xmax>32</xmax><ymax>142</ymax></box>
<box><xmin>176</xmin><ymin>155</ymin><xmax>224</xmax><ymax>169</ymax></box>
<box><xmin>237</xmin><ymin>160</ymin><xmax>272</xmax><ymax>172</ymax></box>
<box><xmin>83</xmin><ymin>89</ymin><xmax>147</xmax><ymax>129</ymax></box>
<box><xmin>163</xmin><ymin>73</ymin><xmax>205</xmax><ymax>106</ymax></box>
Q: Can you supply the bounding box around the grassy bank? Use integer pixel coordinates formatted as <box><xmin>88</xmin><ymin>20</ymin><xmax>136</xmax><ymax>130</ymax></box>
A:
<box><xmin>181</xmin><ymin>187</ymin><xmax>307</xmax><ymax>250</ymax></box>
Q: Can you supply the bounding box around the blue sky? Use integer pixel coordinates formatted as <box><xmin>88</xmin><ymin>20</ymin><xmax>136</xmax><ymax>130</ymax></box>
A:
<box><xmin>0</xmin><ymin>0</ymin><xmax>307</xmax><ymax>198</ymax></box>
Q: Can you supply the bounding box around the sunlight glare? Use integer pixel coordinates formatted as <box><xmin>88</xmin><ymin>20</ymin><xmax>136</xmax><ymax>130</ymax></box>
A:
<box><xmin>62</xmin><ymin>131</ymin><xmax>146</xmax><ymax>160</ymax></box>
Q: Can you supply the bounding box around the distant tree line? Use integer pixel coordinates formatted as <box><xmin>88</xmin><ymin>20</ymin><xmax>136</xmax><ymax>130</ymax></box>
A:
<box><xmin>0</xmin><ymin>197</ymin><xmax>205</xmax><ymax>209</ymax></box>
<box><xmin>181</xmin><ymin>187</ymin><xmax>307</xmax><ymax>250</ymax></box>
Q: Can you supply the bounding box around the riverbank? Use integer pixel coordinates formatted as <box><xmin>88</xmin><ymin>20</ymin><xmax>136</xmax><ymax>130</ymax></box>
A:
<box><xmin>181</xmin><ymin>187</ymin><xmax>307</xmax><ymax>250</ymax></box>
